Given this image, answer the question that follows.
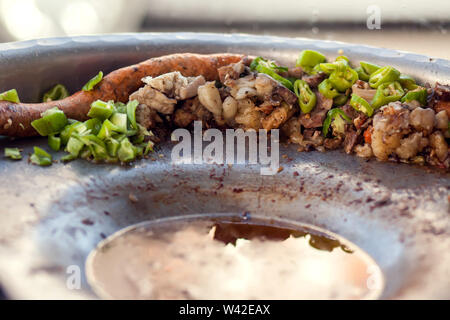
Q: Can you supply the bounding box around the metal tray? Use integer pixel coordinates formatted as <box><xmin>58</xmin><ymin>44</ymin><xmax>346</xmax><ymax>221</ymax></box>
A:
<box><xmin>0</xmin><ymin>33</ymin><xmax>448</xmax><ymax>299</ymax></box>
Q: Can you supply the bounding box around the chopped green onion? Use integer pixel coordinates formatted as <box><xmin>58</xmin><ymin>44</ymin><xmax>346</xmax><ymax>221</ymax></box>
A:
<box><xmin>82</xmin><ymin>71</ymin><xmax>103</xmax><ymax>91</ymax></box>
<box><xmin>31</xmin><ymin>107</ymin><xmax>68</xmax><ymax>136</ymax></box>
<box><xmin>4</xmin><ymin>147</ymin><xmax>22</xmax><ymax>160</ymax></box>
<box><xmin>30</xmin><ymin>147</ymin><xmax>52</xmax><ymax>166</ymax></box>
<box><xmin>42</xmin><ymin>84</ymin><xmax>69</xmax><ymax>102</ymax></box>
<box><xmin>0</xmin><ymin>89</ymin><xmax>20</xmax><ymax>103</ymax></box>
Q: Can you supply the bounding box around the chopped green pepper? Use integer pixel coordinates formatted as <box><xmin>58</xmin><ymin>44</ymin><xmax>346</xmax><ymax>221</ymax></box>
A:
<box><xmin>42</xmin><ymin>84</ymin><xmax>69</xmax><ymax>102</ymax></box>
<box><xmin>369</xmin><ymin>66</ymin><xmax>400</xmax><ymax>88</ymax></box>
<box><xmin>329</xmin><ymin>65</ymin><xmax>358</xmax><ymax>92</ymax></box>
<box><xmin>30</xmin><ymin>147</ymin><xmax>52</xmax><ymax>166</ymax></box>
<box><xmin>296</xmin><ymin>50</ymin><xmax>326</xmax><ymax>74</ymax></box>
<box><xmin>126</xmin><ymin>100</ymin><xmax>139</xmax><ymax>130</ymax></box>
<box><xmin>333</xmin><ymin>93</ymin><xmax>349</xmax><ymax>106</ymax></box>
<box><xmin>335</xmin><ymin>55</ymin><xmax>350</xmax><ymax>63</ymax></box>
<box><xmin>31</xmin><ymin>107</ymin><xmax>68</xmax><ymax>136</ymax></box>
<box><xmin>60</xmin><ymin>120</ymin><xmax>80</xmax><ymax>146</ymax></box>
<box><xmin>294</xmin><ymin>79</ymin><xmax>317</xmax><ymax>113</ymax></box>
<box><xmin>398</xmin><ymin>74</ymin><xmax>418</xmax><ymax>91</ymax></box>
<box><xmin>110</xmin><ymin>112</ymin><xmax>127</xmax><ymax>133</ymax></box>
<box><xmin>360</xmin><ymin>61</ymin><xmax>381</xmax><ymax>75</ymax></box>
<box><xmin>144</xmin><ymin>140</ymin><xmax>155</xmax><ymax>155</ymax></box>
<box><xmin>79</xmin><ymin>134</ymin><xmax>109</xmax><ymax>161</ymax></box>
<box><xmin>82</xmin><ymin>71</ymin><xmax>103</xmax><ymax>91</ymax></box>
<box><xmin>105</xmin><ymin>138</ymin><xmax>120</xmax><ymax>157</ymax></box>
<box><xmin>250</xmin><ymin>57</ymin><xmax>293</xmax><ymax>90</ymax></box>
<box><xmin>371</xmin><ymin>81</ymin><xmax>405</xmax><ymax>109</ymax></box>
<box><xmin>400</xmin><ymin>87</ymin><xmax>427</xmax><ymax>105</ymax></box>
<box><xmin>0</xmin><ymin>89</ymin><xmax>20</xmax><ymax>103</ymax></box>
<box><xmin>60</xmin><ymin>154</ymin><xmax>77</xmax><ymax>162</ymax></box>
<box><xmin>48</xmin><ymin>134</ymin><xmax>61</xmax><ymax>151</ymax></box>
<box><xmin>318</xmin><ymin>79</ymin><xmax>339</xmax><ymax>99</ymax></box>
<box><xmin>350</xmin><ymin>94</ymin><xmax>374</xmax><ymax>117</ymax></box>
<box><xmin>75</xmin><ymin>118</ymin><xmax>102</xmax><ymax>136</ymax></box>
<box><xmin>87</xmin><ymin>100</ymin><xmax>114</xmax><ymax>120</ymax></box>
<box><xmin>322</xmin><ymin>108</ymin><xmax>352</xmax><ymax>137</ymax></box>
<box><xmin>355</xmin><ymin>67</ymin><xmax>370</xmax><ymax>81</ymax></box>
<box><xmin>118</xmin><ymin>137</ymin><xmax>137</xmax><ymax>162</ymax></box>
<box><xmin>318</xmin><ymin>60</ymin><xmax>347</xmax><ymax>75</ymax></box>
<box><xmin>4</xmin><ymin>147</ymin><xmax>22</xmax><ymax>160</ymax></box>
<box><xmin>66</xmin><ymin>136</ymin><xmax>85</xmax><ymax>157</ymax></box>
<box><xmin>97</xmin><ymin>119</ymin><xmax>121</xmax><ymax>140</ymax></box>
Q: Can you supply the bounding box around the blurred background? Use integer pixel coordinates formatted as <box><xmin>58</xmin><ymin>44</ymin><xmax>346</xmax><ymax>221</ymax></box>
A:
<box><xmin>0</xmin><ymin>0</ymin><xmax>449</xmax><ymax>58</ymax></box>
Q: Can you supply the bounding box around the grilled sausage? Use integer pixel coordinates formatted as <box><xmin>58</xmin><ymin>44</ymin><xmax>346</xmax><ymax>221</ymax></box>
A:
<box><xmin>0</xmin><ymin>53</ymin><xmax>247</xmax><ymax>137</ymax></box>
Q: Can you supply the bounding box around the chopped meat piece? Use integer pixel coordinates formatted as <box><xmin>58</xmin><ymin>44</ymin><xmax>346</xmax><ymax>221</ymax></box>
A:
<box><xmin>197</xmin><ymin>81</ymin><xmax>223</xmax><ymax>117</ymax></box>
<box><xmin>299</xmin><ymin>91</ymin><xmax>333</xmax><ymax>128</ymax></box>
<box><xmin>254</xmin><ymin>74</ymin><xmax>297</xmax><ymax>105</ymax></box>
<box><xmin>341</xmin><ymin>103</ymin><xmax>359</xmax><ymax>120</ymax></box>
<box><xmin>343</xmin><ymin>128</ymin><xmax>358</xmax><ymax>154</ymax></box>
<box><xmin>433</xmin><ymin>83</ymin><xmax>450</xmax><ymax>100</ymax></box>
<box><xmin>287</xmin><ymin>67</ymin><xmax>303</xmax><ymax>79</ymax></box>
<box><xmin>255</xmin><ymin>101</ymin><xmax>275</xmax><ymax>115</ymax></box>
<box><xmin>234</xmin><ymin>98</ymin><xmax>262</xmax><ymax>130</ymax></box>
<box><xmin>430</xmin><ymin>83</ymin><xmax>450</xmax><ymax>117</ymax></box>
<box><xmin>222</xmin><ymin>96</ymin><xmax>238</xmax><ymax>124</ymax></box>
<box><xmin>255</xmin><ymin>74</ymin><xmax>277</xmax><ymax>97</ymax></box>
<box><xmin>302</xmin><ymin>129</ymin><xmax>324</xmax><ymax>147</ymax></box>
<box><xmin>409</xmin><ymin>107</ymin><xmax>435</xmax><ymax>134</ymax></box>
<box><xmin>371</xmin><ymin>102</ymin><xmax>410</xmax><ymax>161</ymax></box>
<box><xmin>351</xmin><ymin>81</ymin><xmax>376</xmax><ymax>102</ymax></box>
<box><xmin>173</xmin><ymin>97</ymin><xmax>213</xmax><ymax>128</ymax></box>
<box><xmin>142</xmin><ymin>71</ymin><xmax>206</xmax><ymax>100</ymax></box>
<box><xmin>429</xmin><ymin>131</ymin><xmax>448</xmax><ymax>162</ymax></box>
<box><xmin>274</xmin><ymin>86</ymin><xmax>298</xmax><ymax>105</ymax></box>
<box><xmin>354</xmin><ymin>144</ymin><xmax>373</xmax><ymax>158</ymax></box>
<box><xmin>434</xmin><ymin>101</ymin><xmax>450</xmax><ymax>118</ymax></box>
<box><xmin>395</xmin><ymin>132</ymin><xmax>428</xmax><ymax>160</ymax></box>
<box><xmin>261</xmin><ymin>102</ymin><xmax>295</xmax><ymax>130</ymax></box>
<box><xmin>129</xmin><ymin>86</ymin><xmax>177</xmax><ymax>114</ymax></box>
<box><xmin>173</xmin><ymin>108</ymin><xmax>196</xmax><ymax>128</ymax></box>
<box><xmin>217</xmin><ymin>61</ymin><xmax>245</xmax><ymax>83</ymax></box>
<box><xmin>226</xmin><ymin>74</ymin><xmax>258</xmax><ymax>100</ymax></box>
<box><xmin>404</xmin><ymin>100</ymin><xmax>421</xmax><ymax>110</ymax></box>
<box><xmin>435</xmin><ymin>110</ymin><xmax>449</xmax><ymax>130</ymax></box>
<box><xmin>302</xmin><ymin>72</ymin><xmax>326</xmax><ymax>88</ymax></box>
<box><xmin>135</xmin><ymin>103</ymin><xmax>162</xmax><ymax>129</ymax></box>
<box><xmin>323</xmin><ymin>137</ymin><xmax>343</xmax><ymax>150</ymax></box>
<box><xmin>281</xmin><ymin>117</ymin><xmax>303</xmax><ymax>145</ymax></box>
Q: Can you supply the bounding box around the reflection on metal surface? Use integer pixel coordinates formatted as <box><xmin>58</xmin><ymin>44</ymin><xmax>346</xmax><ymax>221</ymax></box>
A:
<box><xmin>86</xmin><ymin>215</ymin><xmax>384</xmax><ymax>299</ymax></box>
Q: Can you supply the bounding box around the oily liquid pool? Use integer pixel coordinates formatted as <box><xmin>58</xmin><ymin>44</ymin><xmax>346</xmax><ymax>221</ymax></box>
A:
<box><xmin>86</xmin><ymin>215</ymin><xmax>384</xmax><ymax>299</ymax></box>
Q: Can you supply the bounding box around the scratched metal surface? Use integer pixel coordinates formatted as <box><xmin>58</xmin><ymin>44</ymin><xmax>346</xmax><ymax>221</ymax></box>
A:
<box><xmin>0</xmin><ymin>33</ymin><xmax>448</xmax><ymax>299</ymax></box>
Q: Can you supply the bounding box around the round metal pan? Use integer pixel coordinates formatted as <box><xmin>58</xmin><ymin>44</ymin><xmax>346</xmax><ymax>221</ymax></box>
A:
<box><xmin>0</xmin><ymin>33</ymin><xmax>448</xmax><ymax>299</ymax></box>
